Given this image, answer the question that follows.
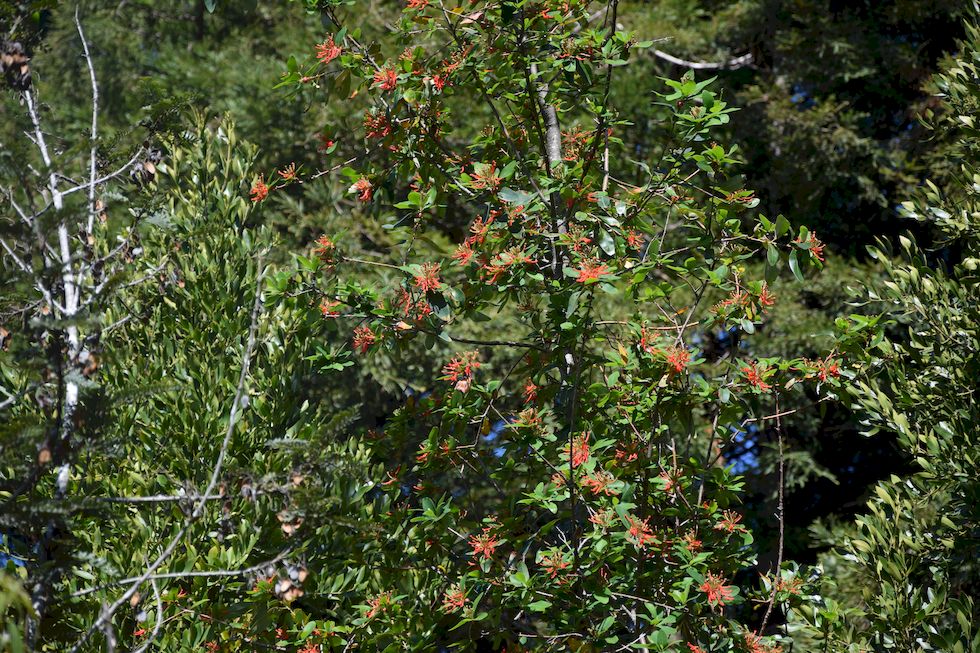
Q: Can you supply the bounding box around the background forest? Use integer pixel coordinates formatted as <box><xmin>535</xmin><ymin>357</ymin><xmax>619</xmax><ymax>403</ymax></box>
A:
<box><xmin>1</xmin><ymin>0</ymin><xmax>978</xmax><ymax>651</ymax></box>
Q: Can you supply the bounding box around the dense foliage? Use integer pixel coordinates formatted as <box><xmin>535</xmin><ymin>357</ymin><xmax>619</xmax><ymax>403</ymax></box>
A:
<box><xmin>1</xmin><ymin>0</ymin><xmax>979</xmax><ymax>651</ymax></box>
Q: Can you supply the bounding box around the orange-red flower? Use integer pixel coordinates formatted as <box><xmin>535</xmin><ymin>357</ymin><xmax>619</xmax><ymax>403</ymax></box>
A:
<box><xmin>313</xmin><ymin>234</ymin><xmax>336</xmax><ymax>265</ymax></box>
<box><xmin>250</xmin><ymin>176</ymin><xmax>269</xmax><ymax>203</ymax></box>
<box><xmin>442</xmin><ymin>351</ymin><xmax>480</xmax><ymax>392</ymax></box>
<box><xmin>397</xmin><ymin>288</ymin><xmax>432</xmax><ymax>319</ymax></box>
<box><xmin>318</xmin><ymin>133</ymin><xmax>336</xmax><ymax>152</ymax></box>
<box><xmin>406</xmin><ymin>0</ymin><xmax>429</xmax><ymax>9</ymax></box>
<box><xmin>523</xmin><ymin>379</ymin><xmax>538</xmax><ymax>404</ymax></box>
<box><xmin>452</xmin><ymin>242</ymin><xmax>476</xmax><ymax>266</ymax></box>
<box><xmin>365</xmin><ymin>591</ymin><xmax>392</xmax><ymax>619</ymax></box>
<box><xmin>431</xmin><ymin>74</ymin><xmax>448</xmax><ymax>91</ymax></box>
<box><xmin>278</xmin><ymin>162</ymin><xmax>298</xmax><ymax>181</ymax></box>
<box><xmin>352</xmin><ymin>325</ymin><xmax>376</xmax><ymax>353</ymax></box>
<box><xmin>715</xmin><ymin>509</ymin><xmax>745</xmax><ymax>533</ymax></box>
<box><xmin>413</xmin><ymin>262</ymin><xmax>442</xmax><ymax>292</ymax></box>
<box><xmin>319</xmin><ymin>298</ymin><xmax>341</xmax><ymax>317</ymax></box>
<box><xmin>815</xmin><ymin>355</ymin><xmax>841</xmax><ymax>381</ymax></box>
<box><xmin>581</xmin><ymin>471</ymin><xmax>618</xmax><ymax>496</ymax></box>
<box><xmin>589</xmin><ymin>508</ymin><xmax>614</xmax><ymax>528</ymax></box>
<box><xmin>373</xmin><ymin>66</ymin><xmax>398</xmax><ymax>91</ymax></box>
<box><xmin>699</xmin><ymin>572</ymin><xmax>735</xmax><ymax>606</ymax></box>
<box><xmin>682</xmin><ymin>531</ymin><xmax>702</xmax><ymax>552</ymax></box>
<box><xmin>539</xmin><ymin>551</ymin><xmax>571</xmax><ymax>578</ymax></box>
<box><xmin>758</xmin><ymin>282</ymin><xmax>776</xmax><ymax>309</ymax></box>
<box><xmin>576</xmin><ymin>261</ymin><xmax>610</xmax><ymax>283</ymax></box>
<box><xmin>364</xmin><ymin>110</ymin><xmax>393</xmax><ymax>139</ymax></box>
<box><xmin>564</xmin><ymin>433</ymin><xmax>590</xmax><ymax>468</ymax></box>
<box><xmin>352</xmin><ymin>178</ymin><xmax>373</xmax><ymax>202</ymax></box>
<box><xmin>627</xmin><ymin>515</ymin><xmax>658</xmax><ymax>550</ymax></box>
<box><xmin>315</xmin><ymin>36</ymin><xmax>342</xmax><ymax>64</ymax></box>
<box><xmin>470</xmin><ymin>162</ymin><xmax>502</xmax><ymax>191</ymax></box>
<box><xmin>741</xmin><ymin>362</ymin><xmax>772</xmax><ymax>391</ymax></box>
<box><xmin>796</xmin><ymin>231</ymin><xmax>826</xmax><ymax>262</ymax></box>
<box><xmin>468</xmin><ymin>528</ymin><xmax>500</xmax><ymax>560</ymax></box>
<box><xmin>441</xmin><ymin>585</ymin><xmax>468</xmax><ymax>612</ymax></box>
<box><xmin>665</xmin><ymin>346</ymin><xmax>690</xmax><ymax>373</ymax></box>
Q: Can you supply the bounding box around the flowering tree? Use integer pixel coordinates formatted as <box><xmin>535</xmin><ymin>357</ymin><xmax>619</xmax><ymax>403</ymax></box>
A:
<box><xmin>276</xmin><ymin>0</ymin><xmax>840</xmax><ymax>649</ymax></box>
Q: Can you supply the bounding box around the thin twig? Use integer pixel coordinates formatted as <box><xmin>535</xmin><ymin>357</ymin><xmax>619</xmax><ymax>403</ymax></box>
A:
<box><xmin>652</xmin><ymin>49</ymin><xmax>753</xmax><ymax>70</ymax></box>
<box><xmin>759</xmin><ymin>393</ymin><xmax>785</xmax><ymax>633</ymax></box>
<box><xmin>71</xmin><ymin>551</ymin><xmax>289</xmax><ymax>599</ymax></box>
<box><xmin>75</xmin><ymin>7</ymin><xmax>100</xmax><ymax>236</ymax></box>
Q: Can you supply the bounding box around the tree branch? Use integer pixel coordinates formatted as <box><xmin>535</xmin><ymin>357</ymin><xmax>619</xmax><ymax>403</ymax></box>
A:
<box><xmin>652</xmin><ymin>49</ymin><xmax>753</xmax><ymax>71</ymax></box>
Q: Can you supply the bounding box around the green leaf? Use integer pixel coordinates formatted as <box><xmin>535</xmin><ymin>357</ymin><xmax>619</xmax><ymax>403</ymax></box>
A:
<box><xmin>775</xmin><ymin>214</ymin><xmax>791</xmax><ymax>236</ymax></box>
<box><xmin>788</xmin><ymin>250</ymin><xmax>804</xmax><ymax>282</ymax></box>
<box><xmin>598</xmin><ymin>229</ymin><xmax>616</xmax><ymax>256</ymax></box>
<box><xmin>767</xmin><ymin>244</ymin><xmax>779</xmax><ymax>267</ymax></box>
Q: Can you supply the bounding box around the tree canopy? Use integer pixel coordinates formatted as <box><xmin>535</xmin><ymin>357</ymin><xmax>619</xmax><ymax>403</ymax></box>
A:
<box><xmin>2</xmin><ymin>1</ymin><xmax>979</xmax><ymax>652</ymax></box>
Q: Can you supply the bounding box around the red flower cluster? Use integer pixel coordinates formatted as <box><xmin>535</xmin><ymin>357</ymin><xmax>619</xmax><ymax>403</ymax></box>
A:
<box><xmin>523</xmin><ymin>379</ymin><xmax>538</xmax><ymax>404</ymax></box>
<box><xmin>352</xmin><ymin>178</ymin><xmax>373</xmax><ymax>202</ymax></box>
<box><xmin>278</xmin><ymin>162</ymin><xmax>298</xmax><ymax>181</ymax></box>
<box><xmin>615</xmin><ymin>444</ymin><xmax>638</xmax><ymax>463</ymax></box>
<box><xmin>589</xmin><ymin>508</ymin><xmax>613</xmax><ymax>528</ymax></box>
<box><xmin>319</xmin><ymin>298</ymin><xmax>341</xmax><ymax>318</ymax></box>
<box><xmin>699</xmin><ymin>572</ymin><xmax>735</xmax><ymax>606</ymax></box>
<box><xmin>468</xmin><ymin>527</ymin><xmax>500</xmax><ymax>560</ymax></box>
<box><xmin>352</xmin><ymin>325</ymin><xmax>376</xmax><ymax>354</ymax></box>
<box><xmin>430</xmin><ymin>73</ymin><xmax>448</xmax><ymax>91</ymax></box>
<box><xmin>480</xmin><ymin>248</ymin><xmax>534</xmax><ymax>284</ymax></box>
<box><xmin>758</xmin><ymin>282</ymin><xmax>776</xmax><ymax>308</ymax></box>
<box><xmin>452</xmin><ymin>242</ymin><xmax>475</xmax><ymax>266</ymax></box>
<box><xmin>576</xmin><ymin>260</ymin><xmax>610</xmax><ymax>283</ymax></box>
<box><xmin>715</xmin><ymin>509</ymin><xmax>745</xmax><ymax>534</ymax></box>
<box><xmin>741</xmin><ymin>362</ymin><xmax>772</xmax><ymax>391</ymax></box>
<box><xmin>441</xmin><ymin>585</ymin><xmax>467</xmax><ymax>612</ymax></box>
<box><xmin>372</xmin><ymin>66</ymin><xmax>398</xmax><ymax>91</ymax></box>
<box><xmin>442</xmin><ymin>351</ymin><xmax>480</xmax><ymax>392</ymax></box>
<box><xmin>682</xmin><ymin>531</ymin><xmax>702</xmax><ymax>552</ymax></box>
<box><xmin>250</xmin><ymin>176</ymin><xmax>269</xmax><ymax>203</ymax></box>
<box><xmin>561</xmin><ymin>127</ymin><xmax>591</xmax><ymax>161</ymax></box>
<box><xmin>564</xmin><ymin>433</ymin><xmax>590</xmax><ymax>468</ymax></box>
<box><xmin>397</xmin><ymin>288</ymin><xmax>432</xmax><ymax>319</ymax></box>
<box><xmin>627</xmin><ymin>515</ymin><xmax>658</xmax><ymax>550</ymax></box>
<box><xmin>470</xmin><ymin>162</ymin><xmax>502</xmax><ymax>191</ymax></box>
<box><xmin>413</xmin><ymin>262</ymin><xmax>442</xmax><ymax>292</ymax></box>
<box><xmin>815</xmin><ymin>355</ymin><xmax>841</xmax><ymax>381</ymax></box>
<box><xmin>539</xmin><ymin>551</ymin><xmax>571</xmax><ymax>578</ymax></box>
<box><xmin>664</xmin><ymin>345</ymin><xmax>690</xmax><ymax>373</ymax></box>
<box><xmin>315</xmin><ymin>36</ymin><xmax>342</xmax><ymax>64</ymax></box>
<box><xmin>582</xmin><ymin>470</ymin><xmax>618</xmax><ymax>496</ymax></box>
<box><xmin>364</xmin><ymin>110</ymin><xmax>393</xmax><ymax>139</ymax></box>
<box><xmin>365</xmin><ymin>590</ymin><xmax>393</xmax><ymax>619</ymax></box>
<box><xmin>796</xmin><ymin>231</ymin><xmax>826</xmax><ymax>262</ymax></box>
<box><xmin>313</xmin><ymin>234</ymin><xmax>336</xmax><ymax>265</ymax></box>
